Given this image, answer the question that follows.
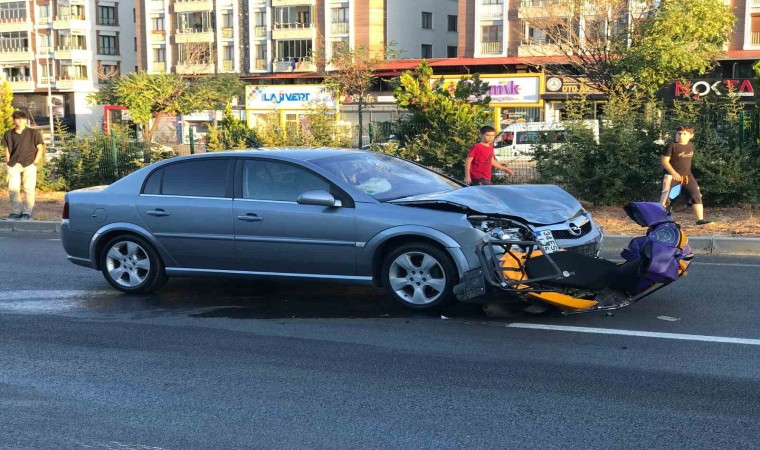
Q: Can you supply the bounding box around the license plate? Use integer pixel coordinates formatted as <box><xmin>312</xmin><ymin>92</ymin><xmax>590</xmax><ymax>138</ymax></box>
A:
<box><xmin>535</xmin><ymin>230</ymin><xmax>560</xmax><ymax>253</ymax></box>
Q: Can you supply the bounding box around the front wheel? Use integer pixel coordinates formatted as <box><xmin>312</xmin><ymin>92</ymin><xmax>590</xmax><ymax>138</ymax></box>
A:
<box><xmin>99</xmin><ymin>234</ymin><xmax>167</xmax><ymax>294</ymax></box>
<box><xmin>381</xmin><ymin>243</ymin><xmax>457</xmax><ymax>311</ymax></box>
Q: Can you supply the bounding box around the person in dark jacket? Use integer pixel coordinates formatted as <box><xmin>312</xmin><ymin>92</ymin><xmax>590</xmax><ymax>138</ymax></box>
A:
<box><xmin>2</xmin><ymin>110</ymin><xmax>44</xmax><ymax>220</ymax></box>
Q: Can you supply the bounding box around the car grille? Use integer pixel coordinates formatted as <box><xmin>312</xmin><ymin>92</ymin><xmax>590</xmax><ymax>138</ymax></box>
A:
<box><xmin>565</xmin><ymin>242</ymin><xmax>599</xmax><ymax>257</ymax></box>
<box><xmin>552</xmin><ymin>221</ymin><xmax>593</xmax><ymax>240</ymax></box>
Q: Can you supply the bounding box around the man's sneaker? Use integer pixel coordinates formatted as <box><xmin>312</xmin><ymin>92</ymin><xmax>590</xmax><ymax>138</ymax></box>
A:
<box><xmin>695</xmin><ymin>219</ymin><xmax>712</xmax><ymax>226</ymax></box>
<box><xmin>20</xmin><ymin>214</ymin><xmax>32</xmax><ymax>221</ymax></box>
<box><xmin>6</xmin><ymin>213</ymin><xmax>22</xmax><ymax>220</ymax></box>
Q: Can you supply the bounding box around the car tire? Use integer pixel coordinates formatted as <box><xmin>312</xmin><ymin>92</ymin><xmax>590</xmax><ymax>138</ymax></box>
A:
<box><xmin>100</xmin><ymin>234</ymin><xmax>167</xmax><ymax>294</ymax></box>
<box><xmin>381</xmin><ymin>243</ymin><xmax>457</xmax><ymax>311</ymax></box>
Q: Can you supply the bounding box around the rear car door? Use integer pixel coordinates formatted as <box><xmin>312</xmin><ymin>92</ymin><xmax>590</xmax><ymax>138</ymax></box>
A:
<box><xmin>137</xmin><ymin>158</ymin><xmax>236</xmax><ymax>270</ymax></box>
<box><xmin>233</xmin><ymin>158</ymin><xmax>357</xmax><ymax>276</ymax></box>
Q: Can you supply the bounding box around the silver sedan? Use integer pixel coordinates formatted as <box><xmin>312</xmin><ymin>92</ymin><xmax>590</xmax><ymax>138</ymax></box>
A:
<box><xmin>61</xmin><ymin>149</ymin><xmax>602</xmax><ymax>311</ymax></box>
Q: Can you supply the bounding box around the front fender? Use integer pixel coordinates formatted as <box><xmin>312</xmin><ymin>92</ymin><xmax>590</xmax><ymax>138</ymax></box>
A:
<box><xmin>89</xmin><ymin>222</ymin><xmax>177</xmax><ymax>269</ymax></box>
<box><xmin>360</xmin><ymin>225</ymin><xmax>477</xmax><ymax>280</ymax></box>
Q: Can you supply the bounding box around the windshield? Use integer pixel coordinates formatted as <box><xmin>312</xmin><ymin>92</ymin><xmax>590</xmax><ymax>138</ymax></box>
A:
<box><xmin>312</xmin><ymin>152</ymin><xmax>462</xmax><ymax>201</ymax></box>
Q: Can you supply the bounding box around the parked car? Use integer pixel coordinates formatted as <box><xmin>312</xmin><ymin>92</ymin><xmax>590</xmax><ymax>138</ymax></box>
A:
<box><xmin>61</xmin><ymin>149</ymin><xmax>602</xmax><ymax>310</ymax></box>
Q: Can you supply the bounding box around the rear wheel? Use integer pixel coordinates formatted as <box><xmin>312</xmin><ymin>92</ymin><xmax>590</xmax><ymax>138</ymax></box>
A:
<box><xmin>99</xmin><ymin>234</ymin><xmax>167</xmax><ymax>294</ymax></box>
<box><xmin>381</xmin><ymin>243</ymin><xmax>457</xmax><ymax>311</ymax></box>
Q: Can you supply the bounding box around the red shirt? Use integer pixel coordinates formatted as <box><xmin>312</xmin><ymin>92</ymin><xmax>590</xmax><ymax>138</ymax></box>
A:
<box><xmin>467</xmin><ymin>143</ymin><xmax>495</xmax><ymax>181</ymax></box>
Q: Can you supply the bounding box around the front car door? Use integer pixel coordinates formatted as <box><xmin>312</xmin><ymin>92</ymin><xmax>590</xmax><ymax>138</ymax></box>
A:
<box><xmin>233</xmin><ymin>158</ymin><xmax>357</xmax><ymax>277</ymax></box>
<box><xmin>137</xmin><ymin>158</ymin><xmax>236</xmax><ymax>270</ymax></box>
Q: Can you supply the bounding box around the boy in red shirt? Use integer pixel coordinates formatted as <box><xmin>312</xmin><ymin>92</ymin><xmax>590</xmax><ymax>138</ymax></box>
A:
<box><xmin>464</xmin><ymin>126</ymin><xmax>514</xmax><ymax>185</ymax></box>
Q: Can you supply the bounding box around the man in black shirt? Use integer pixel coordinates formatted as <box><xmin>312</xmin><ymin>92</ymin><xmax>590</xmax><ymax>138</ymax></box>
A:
<box><xmin>2</xmin><ymin>110</ymin><xmax>44</xmax><ymax>220</ymax></box>
<box><xmin>660</xmin><ymin>124</ymin><xmax>711</xmax><ymax>225</ymax></box>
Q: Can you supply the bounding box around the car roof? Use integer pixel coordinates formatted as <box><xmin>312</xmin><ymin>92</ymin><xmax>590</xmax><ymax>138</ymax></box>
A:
<box><xmin>177</xmin><ymin>148</ymin><xmax>370</xmax><ymax>162</ymax></box>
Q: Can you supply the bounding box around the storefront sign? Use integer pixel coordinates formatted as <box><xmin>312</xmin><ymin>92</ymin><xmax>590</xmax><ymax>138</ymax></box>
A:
<box><xmin>674</xmin><ymin>79</ymin><xmax>755</xmax><ymax>98</ymax></box>
<box><xmin>245</xmin><ymin>85</ymin><xmax>336</xmax><ymax>110</ymax></box>
<box><xmin>545</xmin><ymin>76</ymin><xmax>599</xmax><ymax>94</ymax></box>
<box><xmin>438</xmin><ymin>75</ymin><xmax>543</xmax><ymax>106</ymax></box>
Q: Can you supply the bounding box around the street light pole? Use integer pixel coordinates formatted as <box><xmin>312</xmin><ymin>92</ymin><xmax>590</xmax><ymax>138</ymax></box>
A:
<box><xmin>47</xmin><ymin>55</ymin><xmax>53</xmax><ymax>143</ymax></box>
<box><xmin>33</xmin><ymin>0</ymin><xmax>54</xmax><ymax>145</ymax></box>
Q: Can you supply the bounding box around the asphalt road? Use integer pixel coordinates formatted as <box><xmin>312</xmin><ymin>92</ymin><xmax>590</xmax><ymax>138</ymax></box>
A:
<box><xmin>1</xmin><ymin>232</ymin><xmax>759</xmax><ymax>449</ymax></box>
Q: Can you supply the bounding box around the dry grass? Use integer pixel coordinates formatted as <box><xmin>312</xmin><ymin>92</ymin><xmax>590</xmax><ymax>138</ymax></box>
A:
<box><xmin>2</xmin><ymin>189</ymin><xmax>759</xmax><ymax>237</ymax></box>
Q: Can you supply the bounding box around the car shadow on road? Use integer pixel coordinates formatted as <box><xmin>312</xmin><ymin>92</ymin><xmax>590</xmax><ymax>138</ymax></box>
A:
<box><xmin>147</xmin><ymin>278</ymin><xmax>486</xmax><ymax>320</ymax></box>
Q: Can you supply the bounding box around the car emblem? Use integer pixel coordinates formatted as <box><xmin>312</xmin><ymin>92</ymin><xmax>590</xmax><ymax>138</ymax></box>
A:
<box><xmin>568</xmin><ymin>223</ymin><xmax>583</xmax><ymax>236</ymax></box>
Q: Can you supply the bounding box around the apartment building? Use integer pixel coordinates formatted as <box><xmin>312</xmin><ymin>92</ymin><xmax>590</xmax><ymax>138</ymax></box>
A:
<box><xmin>1</xmin><ymin>0</ymin><xmax>136</xmax><ymax>133</ymax></box>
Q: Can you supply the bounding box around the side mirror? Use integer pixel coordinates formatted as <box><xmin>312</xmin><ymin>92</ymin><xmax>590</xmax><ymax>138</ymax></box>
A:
<box><xmin>297</xmin><ymin>190</ymin><xmax>342</xmax><ymax>208</ymax></box>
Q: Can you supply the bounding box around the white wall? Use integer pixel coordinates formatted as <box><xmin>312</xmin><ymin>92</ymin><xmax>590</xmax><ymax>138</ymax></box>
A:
<box><xmin>386</xmin><ymin>0</ymin><xmax>459</xmax><ymax>59</ymax></box>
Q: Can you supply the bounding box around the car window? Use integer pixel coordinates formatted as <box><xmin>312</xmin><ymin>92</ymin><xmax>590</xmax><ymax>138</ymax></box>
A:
<box><xmin>143</xmin><ymin>168</ymin><xmax>162</xmax><ymax>194</ymax></box>
<box><xmin>312</xmin><ymin>152</ymin><xmax>461</xmax><ymax>201</ymax></box>
<box><xmin>161</xmin><ymin>159</ymin><xmax>229</xmax><ymax>197</ymax></box>
<box><xmin>242</xmin><ymin>160</ymin><xmax>330</xmax><ymax>202</ymax></box>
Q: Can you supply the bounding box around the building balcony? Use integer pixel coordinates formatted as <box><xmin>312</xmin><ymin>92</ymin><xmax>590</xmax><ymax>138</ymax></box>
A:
<box><xmin>221</xmin><ymin>27</ymin><xmax>234</xmax><ymax>39</ymax></box>
<box><xmin>176</xmin><ymin>62</ymin><xmax>216</xmax><ymax>74</ymax></box>
<box><xmin>53</xmin><ymin>16</ymin><xmax>88</xmax><ymax>31</ymax></box>
<box><xmin>173</xmin><ymin>0</ymin><xmax>213</xmax><ymax>12</ymax></box>
<box><xmin>517</xmin><ymin>40</ymin><xmax>564</xmax><ymax>57</ymax></box>
<box><xmin>151</xmin><ymin>0</ymin><xmax>165</xmax><ymax>11</ymax></box>
<box><xmin>272</xmin><ymin>57</ymin><xmax>314</xmax><ymax>73</ymax></box>
<box><xmin>480</xmin><ymin>4</ymin><xmax>504</xmax><ymax>18</ymax></box>
<box><xmin>0</xmin><ymin>18</ymin><xmax>29</xmax><ymax>32</ymax></box>
<box><xmin>752</xmin><ymin>0</ymin><xmax>760</xmax><ymax>6</ymax></box>
<box><xmin>175</xmin><ymin>28</ymin><xmax>215</xmax><ymax>43</ymax></box>
<box><xmin>151</xmin><ymin>63</ymin><xmax>167</xmax><ymax>73</ymax></box>
<box><xmin>254</xmin><ymin>26</ymin><xmax>266</xmax><ymax>37</ymax></box>
<box><xmin>518</xmin><ymin>0</ymin><xmax>572</xmax><ymax>19</ymax></box>
<box><xmin>331</xmin><ymin>21</ymin><xmax>348</xmax><ymax>34</ymax></box>
<box><xmin>480</xmin><ymin>41</ymin><xmax>503</xmax><ymax>55</ymax></box>
<box><xmin>221</xmin><ymin>60</ymin><xmax>234</xmax><ymax>71</ymax></box>
<box><xmin>253</xmin><ymin>59</ymin><xmax>267</xmax><ymax>70</ymax></box>
<box><xmin>55</xmin><ymin>77</ymin><xmax>91</xmax><ymax>91</ymax></box>
<box><xmin>8</xmin><ymin>77</ymin><xmax>34</xmax><ymax>91</ymax></box>
<box><xmin>752</xmin><ymin>31</ymin><xmax>760</xmax><ymax>46</ymax></box>
<box><xmin>272</xmin><ymin>24</ymin><xmax>313</xmax><ymax>40</ymax></box>
<box><xmin>54</xmin><ymin>47</ymin><xmax>90</xmax><ymax>62</ymax></box>
<box><xmin>272</xmin><ymin>0</ymin><xmax>315</xmax><ymax>6</ymax></box>
<box><xmin>0</xmin><ymin>48</ymin><xmax>33</xmax><ymax>62</ymax></box>
<box><xmin>151</xmin><ymin>30</ymin><xmax>166</xmax><ymax>42</ymax></box>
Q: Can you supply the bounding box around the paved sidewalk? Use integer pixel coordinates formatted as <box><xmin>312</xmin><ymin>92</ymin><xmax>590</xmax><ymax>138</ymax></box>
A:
<box><xmin>3</xmin><ymin>220</ymin><xmax>760</xmax><ymax>255</ymax></box>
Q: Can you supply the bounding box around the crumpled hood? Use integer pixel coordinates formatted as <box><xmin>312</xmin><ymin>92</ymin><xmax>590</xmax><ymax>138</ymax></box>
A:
<box><xmin>390</xmin><ymin>185</ymin><xmax>583</xmax><ymax>225</ymax></box>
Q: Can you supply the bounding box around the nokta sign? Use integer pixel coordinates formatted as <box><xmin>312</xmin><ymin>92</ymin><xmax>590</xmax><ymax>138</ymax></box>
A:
<box><xmin>674</xmin><ymin>79</ymin><xmax>755</xmax><ymax>99</ymax></box>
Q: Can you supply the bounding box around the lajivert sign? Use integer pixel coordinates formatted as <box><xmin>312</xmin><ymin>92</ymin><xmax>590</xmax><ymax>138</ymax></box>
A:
<box><xmin>245</xmin><ymin>85</ymin><xmax>336</xmax><ymax>110</ymax></box>
<box><xmin>438</xmin><ymin>75</ymin><xmax>543</xmax><ymax>106</ymax></box>
<box><xmin>672</xmin><ymin>79</ymin><xmax>756</xmax><ymax>99</ymax></box>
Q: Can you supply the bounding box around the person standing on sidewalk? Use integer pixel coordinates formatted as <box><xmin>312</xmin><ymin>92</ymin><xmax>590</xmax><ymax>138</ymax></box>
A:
<box><xmin>464</xmin><ymin>125</ymin><xmax>514</xmax><ymax>186</ymax></box>
<box><xmin>659</xmin><ymin>124</ymin><xmax>711</xmax><ymax>226</ymax></box>
<box><xmin>2</xmin><ymin>110</ymin><xmax>44</xmax><ymax>220</ymax></box>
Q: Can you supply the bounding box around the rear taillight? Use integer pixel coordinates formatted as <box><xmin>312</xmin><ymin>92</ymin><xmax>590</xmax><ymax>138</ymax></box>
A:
<box><xmin>62</xmin><ymin>201</ymin><xmax>69</xmax><ymax>220</ymax></box>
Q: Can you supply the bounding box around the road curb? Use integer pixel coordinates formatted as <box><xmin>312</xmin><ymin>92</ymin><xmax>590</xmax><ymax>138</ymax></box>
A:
<box><xmin>0</xmin><ymin>220</ymin><xmax>60</xmax><ymax>233</ymax></box>
<box><xmin>603</xmin><ymin>235</ymin><xmax>760</xmax><ymax>255</ymax></box>
<box><xmin>2</xmin><ymin>221</ymin><xmax>760</xmax><ymax>255</ymax></box>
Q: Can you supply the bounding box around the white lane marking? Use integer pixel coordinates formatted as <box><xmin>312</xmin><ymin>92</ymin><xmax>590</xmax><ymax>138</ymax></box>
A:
<box><xmin>0</xmin><ymin>290</ymin><xmax>114</xmax><ymax>300</ymax></box>
<box><xmin>505</xmin><ymin>323</ymin><xmax>760</xmax><ymax>346</ymax></box>
<box><xmin>47</xmin><ymin>238</ymin><xmax>61</xmax><ymax>241</ymax></box>
<box><xmin>690</xmin><ymin>262</ymin><xmax>760</xmax><ymax>268</ymax></box>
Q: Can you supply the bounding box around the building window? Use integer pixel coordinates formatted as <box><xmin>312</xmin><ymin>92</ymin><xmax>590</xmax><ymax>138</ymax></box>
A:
<box><xmin>60</xmin><ymin>64</ymin><xmax>88</xmax><ymax>80</ymax></box>
<box><xmin>447</xmin><ymin>46</ymin><xmax>457</xmax><ymax>58</ymax></box>
<box><xmin>482</xmin><ymin>0</ymin><xmax>503</xmax><ymax>4</ymax></box>
<box><xmin>98</xmin><ymin>34</ymin><xmax>118</xmax><ymax>55</ymax></box>
<box><xmin>153</xmin><ymin>47</ymin><xmax>166</xmax><ymax>62</ymax></box>
<box><xmin>275</xmin><ymin>39</ymin><xmax>312</xmax><ymax>61</ymax></box>
<box><xmin>273</xmin><ymin>6</ymin><xmax>312</xmax><ymax>28</ymax></box>
<box><xmin>222</xmin><ymin>12</ymin><xmax>233</xmax><ymax>28</ymax></box>
<box><xmin>0</xmin><ymin>31</ymin><xmax>28</xmax><ymax>50</ymax></box>
<box><xmin>0</xmin><ymin>2</ymin><xmax>27</xmax><ymax>20</ymax></box>
<box><xmin>448</xmin><ymin>15</ymin><xmax>457</xmax><ymax>32</ymax></box>
<box><xmin>151</xmin><ymin>16</ymin><xmax>164</xmax><ymax>31</ymax></box>
<box><xmin>178</xmin><ymin>11</ymin><xmax>213</xmax><ymax>32</ymax></box>
<box><xmin>331</xmin><ymin>7</ymin><xmax>348</xmax><ymax>34</ymax></box>
<box><xmin>254</xmin><ymin>45</ymin><xmax>266</xmax><ymax>69</ymax></box>
<box><xmin>421</xmin><ymin>12</ymin><xmax>432</xmax><ymax>30</ymax></box>
<box><xmin>59</xmin><ymin>34</ymin><xmax>87</xmax><ymax>50</ymax></box>
<box><xmin>254</xmin><ymin>11</ymin><xmax>266</xmax><ymax>37</ymax></box>
<box><xmin>482</xmin><ymin>25</ymin><xmax>503</xmax><ymax>42</ymax></box>
<box><xmin>421</xmin><ymin>44</ymin><xmax>432</xmax><ymax>58</ymax></box>
<box><xmin>98</xmin><ymin>62</ymin><xmax>120</xmax><ymax>83</ymax></box>
<box><xmin>97</xmin><ymin>5</ymin><xmax>117</xmax><ymax>26</ymax></box>
<box><xmin>223</xmin><ymin>45</ymin><xmax>234</xmax><ymax>61</ymax></box>
<box><xmin>37</xmin><ymin>4</ymin><xmax>51</xmax><ymax>23</ymax></box>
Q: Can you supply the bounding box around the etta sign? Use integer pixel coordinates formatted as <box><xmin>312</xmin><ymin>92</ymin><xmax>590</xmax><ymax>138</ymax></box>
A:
<box><xmin>245</xmin><ymin>85</ymin><xmax>335</xmax><ymax>110</ymax></box>
<box><xmin>674</xmin><ymin>79</ymin><xmax>755</xmax><ymax>99</ymax></box>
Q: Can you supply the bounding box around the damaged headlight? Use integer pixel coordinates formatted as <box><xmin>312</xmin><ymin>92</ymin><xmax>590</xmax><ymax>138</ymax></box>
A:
<box><xmin>468</xmin><ymin>215</ymin><xmax>533</xmax><ymax>243</ymax></box>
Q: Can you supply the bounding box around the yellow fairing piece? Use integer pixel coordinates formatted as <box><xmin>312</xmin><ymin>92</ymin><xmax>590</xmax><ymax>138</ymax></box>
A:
<box><xmin>527</xmin><ymin>291</ymin><xmax>598</xmax><ymax>310</ymax></box>
<box><xmin>500</xmin><ymin>249</ymin><xmax>599</xmax><ymax>311</ymax></box>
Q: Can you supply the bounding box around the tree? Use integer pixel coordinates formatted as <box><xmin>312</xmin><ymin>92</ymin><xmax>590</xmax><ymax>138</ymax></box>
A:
<box><xmin>321</xmin><ymin>44</ymin><xmax>397</xmax><ymax>148</ymax></box>
<box><xmin>524</xmin><ymin>0</ymin><xmax>734</xmax><ymax>94</ymax></box>
<box><xmin>392</xmin><ymin>61</ymin><xmax>492</xmax><ymax>178</ymax></box>
<box><xmin>0</xmin><ymin>80</ymin><xmax>14</xmax><ymax>135</ymax></box>
<box><xmin>88</xmin><ymin>72</ymin><xmax>242</xmax><ymax>144</ymax></box>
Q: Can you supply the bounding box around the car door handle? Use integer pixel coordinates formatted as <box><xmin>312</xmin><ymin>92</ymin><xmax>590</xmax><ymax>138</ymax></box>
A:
<box><xmin>237</xmin><ymin>213</ymin><xmax>263</xmax><ymax>222</ymax></box>
<box><xmin>146</xmin><ymin>209</ymin><xmax>170</xmax><ymax>217</ymax></box>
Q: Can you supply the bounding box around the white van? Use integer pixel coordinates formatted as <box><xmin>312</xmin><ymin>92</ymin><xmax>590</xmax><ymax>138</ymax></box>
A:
<box><xmin>493</xmin><ymin>120</ymin><xmax>599</xmax><ymax>161</ymax></box>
